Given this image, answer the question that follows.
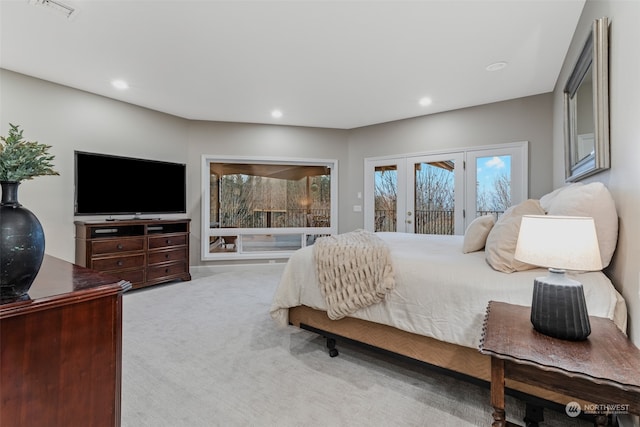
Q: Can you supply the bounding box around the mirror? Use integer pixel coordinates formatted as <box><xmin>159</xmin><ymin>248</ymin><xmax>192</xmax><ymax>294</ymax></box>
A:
<box><xmin>564</xmin><ymin>17</ymin><xmax>610</xmax><ymax>182</ymax></box>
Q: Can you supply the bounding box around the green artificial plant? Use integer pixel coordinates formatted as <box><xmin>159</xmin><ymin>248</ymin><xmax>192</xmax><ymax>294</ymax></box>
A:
<box><xmin>0</xmin><ymin>123</ymin><xmax>59</xmax><ymax>182</ymax></box>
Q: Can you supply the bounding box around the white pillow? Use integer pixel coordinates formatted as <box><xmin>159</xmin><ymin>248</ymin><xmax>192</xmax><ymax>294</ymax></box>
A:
<box><xmin>546</xmin><ymin>182</ymin><xmax>618</xmax><ymax>268</ymax></box>
<box><xmin>485</xmin><ymin>199</ymin><xmax>546</xmax><ymax>273</ymax></box>
<box><xmin>462</xmin><ymin>215</ymin><xmax>495</xmax><ymax>253</ymax></box>
<box><xmin>539</xmin><ymin>183</ymin><xmax>581</xmax><ymax>212</ymax></box>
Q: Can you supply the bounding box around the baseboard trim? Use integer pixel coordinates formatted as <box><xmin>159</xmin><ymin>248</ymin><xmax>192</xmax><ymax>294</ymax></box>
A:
<box><xmin>190</xmin><ymin>262</ymin><xmax>284</xmax><ymax>277</ymax></box>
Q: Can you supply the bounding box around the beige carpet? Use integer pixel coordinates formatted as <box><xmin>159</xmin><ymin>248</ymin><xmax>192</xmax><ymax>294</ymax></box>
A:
<box><xmin>121</xmin><ymin>265</ymin><xmax>592</xmax><ymax>427</ymax></box>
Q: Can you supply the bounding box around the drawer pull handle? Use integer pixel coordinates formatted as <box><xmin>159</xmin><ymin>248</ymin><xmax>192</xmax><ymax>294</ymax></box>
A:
<box><xmin>165</xmin><ymin>254</ymin><xmax>170</xmax><ymax>259</ymax></box>
<box><xmin>117</xmin><ymin>244</ymin><xmax>124</xmax><ymax>250</ymax></box>
<box><xmin>117</xmin><ymin>260</ymin><xmax>124</xmax><ymax>266</ymax></box>
<box><xmin>166</xmin><ymin>239</ymin><xmax>172</xmax><ymax>245</ymax></box>
<box><xmin>165</xmin><ymin>268</ymin><xmax>170</xmax><ymax>273</ymax></box>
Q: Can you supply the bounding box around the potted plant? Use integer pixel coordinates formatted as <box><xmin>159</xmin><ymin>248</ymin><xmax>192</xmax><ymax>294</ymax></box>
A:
<box><xmin>1</xmin><ymin>123</ymin><xmax>59</xmax><ymax>301</ymax></box>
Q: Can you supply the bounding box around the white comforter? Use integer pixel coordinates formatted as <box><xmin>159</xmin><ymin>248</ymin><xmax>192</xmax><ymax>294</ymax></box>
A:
<box><xmin>270</xmin><ymin>232</ymin><xmax>627</xmax><ymax>349</ymax></box>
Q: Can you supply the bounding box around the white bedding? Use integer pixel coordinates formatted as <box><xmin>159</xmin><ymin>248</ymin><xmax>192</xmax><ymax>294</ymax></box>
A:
<box><xmin>270</xmin><ymin>232</ymin><xmax>627</xmax><ymax>349</ymax></box>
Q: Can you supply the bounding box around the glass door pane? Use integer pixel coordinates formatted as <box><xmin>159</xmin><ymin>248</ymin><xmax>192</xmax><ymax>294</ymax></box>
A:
<box><xmin>374</xmin><ymin>165</ymin><xmax>398</xmax><ymax>232</ymax></box>
<box><xmin>408</xmin><ymin>153</ymin><xmax>464</xmax><ymax>235</ymax></box>
<box><xmin>364</xmin><ymin>158</ymin><xmax>406</xmax><ymax>232</ymax></box>
<box><xmin>474</xmin><ymin>155</ymin><xmax>512</xmax><ymax>218</ymax></box>
<box><xmin>465</xmin><ymin>143</ymin><xmax>528</xmax><ymax>229</ymax></box>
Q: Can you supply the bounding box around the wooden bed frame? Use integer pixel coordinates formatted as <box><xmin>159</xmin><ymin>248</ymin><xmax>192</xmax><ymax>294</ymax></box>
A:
<box><xmin>289</xmin><ymin>305</ymin><xmax>595</xmax><ymax>412</ymax></box>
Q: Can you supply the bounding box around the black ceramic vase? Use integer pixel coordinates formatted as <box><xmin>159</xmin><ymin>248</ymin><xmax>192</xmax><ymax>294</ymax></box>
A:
<box><xmin>0</xmin><ymin>181</ymin><xmax>45</xmax><ymax>301</ymax></box>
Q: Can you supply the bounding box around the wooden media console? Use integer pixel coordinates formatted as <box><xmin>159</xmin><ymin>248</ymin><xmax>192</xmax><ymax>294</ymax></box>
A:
<box><xmin>75</xmin><ymin>218</ymin><xmax>191</xmax><ymax>290</ymax></box>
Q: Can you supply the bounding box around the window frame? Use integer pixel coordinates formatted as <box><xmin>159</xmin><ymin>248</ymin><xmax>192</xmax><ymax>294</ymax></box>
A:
<box><xmin>364</xmin><ymin>141</ymin><xmax>528</xmax><ymax>233</ymax></box>
<box><xmin>201</xmin><ymin>155</ymin><xmax>338</xmax><ymax>261</ymax></box>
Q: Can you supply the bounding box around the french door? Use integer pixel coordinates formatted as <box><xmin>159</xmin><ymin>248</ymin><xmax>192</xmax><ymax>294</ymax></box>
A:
<box><xmin>366</xmin><ymin>158</ymin><xmax>405</xmax><ymax>233</ymax></box>
<box><xmin>365</xmin><ymin>153</ymin><xmax>464</xmax><ymax>234</ymax></box>
<box><xmin>364</xmin><ymin>142</ymin><xmax>527</xmax><ymax>235</ymax></box>
<box><xmin>407</xmin><ymin>153</ymin><xmax>465</xmax><ymax>234</ymax></box>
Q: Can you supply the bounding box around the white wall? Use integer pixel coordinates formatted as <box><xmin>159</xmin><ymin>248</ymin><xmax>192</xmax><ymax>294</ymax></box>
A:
<box><xmin>552</xmin><ymin>0</ymin><xmax>640</xmax><ymax>345</ymax></box>
<box><xmin>0</xmin><ymin>70</ymin><xmax>350</xmax><ymax>265</ymax></box>
<box><xmin>344</xmin><ymin>94</ymin><xmax>554</xmax><ymax>232</ymax></box>
<box><xmin>0</xmin><ymin>70</ymin><xmax>189</xmax><ymax>262</ymax></box>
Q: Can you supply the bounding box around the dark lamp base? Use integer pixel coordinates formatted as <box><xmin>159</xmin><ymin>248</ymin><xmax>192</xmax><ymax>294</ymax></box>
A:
<box><xmin>530</xmin><ymin>271</ymin><xmax>591</xmax><ymax>341</ymax></box>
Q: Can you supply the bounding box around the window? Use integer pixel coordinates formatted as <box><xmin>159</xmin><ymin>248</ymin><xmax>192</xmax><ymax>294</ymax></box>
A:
<box><xmin>201</xmin><ymin>156</ymin><xmax>337</xmax><ymax>260</ymax></box>
<box><xmin>365</xmin><ymin>142</ymin><xmax>528</xmax><ymax>234</ymax></box>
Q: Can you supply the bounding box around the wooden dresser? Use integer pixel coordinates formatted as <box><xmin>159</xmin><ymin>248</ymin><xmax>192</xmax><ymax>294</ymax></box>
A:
<box><xmin>75</xmin><ymin>218</ymin><xmax>191</xmax><ymax>290</ymax></box>
<box><xmin>0</xmin><ymin>255</ymin><xmax>131</xmax><ymax>427</ymax></box>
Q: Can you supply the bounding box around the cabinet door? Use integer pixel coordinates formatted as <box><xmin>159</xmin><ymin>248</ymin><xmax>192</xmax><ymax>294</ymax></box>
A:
<box><xmin>1</xmin><ymin>295</ymin><xmax>122</xmax><ymax>427</ymax></box>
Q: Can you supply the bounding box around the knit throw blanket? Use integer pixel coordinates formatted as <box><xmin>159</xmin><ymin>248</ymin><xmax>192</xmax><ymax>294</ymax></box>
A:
<box><xmin>313</xmin><ymin>230</ymin><xmax>395</xmax><ymax>320</ymax></box>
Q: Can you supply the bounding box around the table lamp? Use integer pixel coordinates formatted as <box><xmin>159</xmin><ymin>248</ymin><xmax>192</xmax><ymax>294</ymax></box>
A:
<box><xmin>514</xmin><ymin>215</ymin><xmax>602</xmax><ymax>341</ymax></box>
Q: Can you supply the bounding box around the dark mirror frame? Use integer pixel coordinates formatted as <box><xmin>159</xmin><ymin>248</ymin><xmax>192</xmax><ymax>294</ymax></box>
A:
<box><xmin>564</xmin><ymin>17</ymin><xmax>610</xmax><ymax>182</ymax></box>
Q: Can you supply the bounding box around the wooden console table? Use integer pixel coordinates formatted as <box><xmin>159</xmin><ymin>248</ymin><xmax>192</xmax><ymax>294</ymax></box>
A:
<box><xmin>0</xmin><ymin>255</ymin><xmax>131</xmax><ymax>427</ymax></box>
<box><xmin>479</xmin><ymin>301</ymin><xmax>640</xmax><ymax>427</ymax></box>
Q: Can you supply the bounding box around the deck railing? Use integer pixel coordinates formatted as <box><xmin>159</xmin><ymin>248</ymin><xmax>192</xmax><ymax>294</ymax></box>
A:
<box><xmin>214</xmin><ymin>209</ymin><xmax>331</xmax><ymax>228</ymax></box>
<box><xmin>213</xmin><ymin>208</ymin><xmax>503</xmax><ymax>233</ymax></box>
<box><xmin>375</xmin><ymin>209</ymin><xmax>503</xmax><ymax>234</ymax></box>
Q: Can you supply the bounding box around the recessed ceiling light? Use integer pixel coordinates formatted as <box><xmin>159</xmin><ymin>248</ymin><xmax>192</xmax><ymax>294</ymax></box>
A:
<box><xmin>111</xmin><ymin>79</ymin><xmax>129</xmax><ymax>90</ymax></box>
<box><xmin>485</xmin><ymin>62</ymin><xmax>508</xmax><ymax>72</ymax></box>
<box><xmin>419</xmin><ymin>97</ymin><xmax>432</xmax><ymax>107</ymax></box>
<box><xmin>271</xmin><ymin>110</ymin><xmax>283</xmax><ymax>119</ymax></box>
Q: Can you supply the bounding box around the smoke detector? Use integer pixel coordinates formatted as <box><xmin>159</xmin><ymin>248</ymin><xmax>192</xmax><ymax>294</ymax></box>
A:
<box><xmin>28</xmin><ymin>0</ymin><xmax>78</xmax><ymax>19</ymax></box>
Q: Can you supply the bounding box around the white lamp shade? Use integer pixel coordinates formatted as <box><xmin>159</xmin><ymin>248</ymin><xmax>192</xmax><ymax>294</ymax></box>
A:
<box><xmin>514</xmin><ymin>215</ymin><xmax>602</xmax><ymax>271</ymax></box>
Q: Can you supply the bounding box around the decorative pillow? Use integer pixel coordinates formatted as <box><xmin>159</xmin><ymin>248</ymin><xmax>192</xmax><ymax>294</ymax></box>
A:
<box><xmin>539</xmin><ymin>183</ymin><xmax>581</xmax><ymax>212</ymax></box>
<box><xmin>485</xmin><ymin>199</ymin><xmax>546</xmax><ymax>273</ymax></box>
<box><xmin>546</xmin><ymin>182</ymin><xmax>618</xmax><ymax>268</ymax></box>
<box><xmin>462</xmin><ymin>215</ymin><xmax>495</xmax><ymax>253</ymax></box>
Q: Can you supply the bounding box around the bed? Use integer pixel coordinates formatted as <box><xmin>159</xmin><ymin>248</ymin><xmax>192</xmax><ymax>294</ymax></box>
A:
<box><xmin>269</xmin><ymin>182</ymin><xmax>627</xmax><ymax>407</ymax></box>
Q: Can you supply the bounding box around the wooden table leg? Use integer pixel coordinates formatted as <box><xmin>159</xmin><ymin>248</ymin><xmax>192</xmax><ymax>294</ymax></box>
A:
<box><xmin>491</xmin><ymin>357</ymin><xmax>507</xmax><ymax>427</ymax></box>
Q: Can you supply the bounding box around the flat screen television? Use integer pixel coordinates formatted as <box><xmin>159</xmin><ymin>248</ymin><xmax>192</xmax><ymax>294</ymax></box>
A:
<box><xmin>74</xmin><ymin>151</ymin><xmax>187</xmax><ymax>217</ymax></box>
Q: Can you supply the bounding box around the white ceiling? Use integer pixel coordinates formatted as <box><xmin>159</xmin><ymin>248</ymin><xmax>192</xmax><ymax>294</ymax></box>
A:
<box><xmin>0</xmin><ymin>0</ymin><xmax>585</xmax><ymax>129</ymax></box>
